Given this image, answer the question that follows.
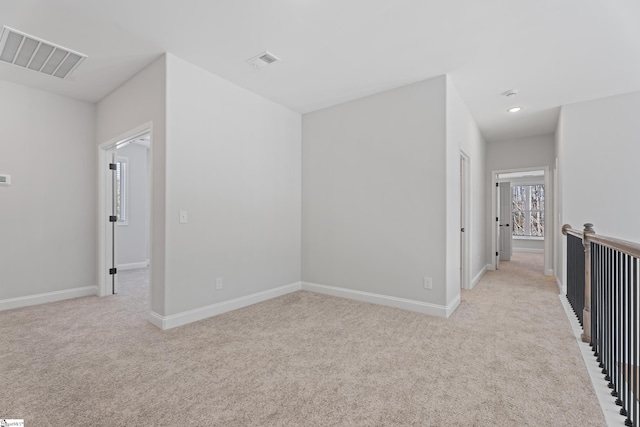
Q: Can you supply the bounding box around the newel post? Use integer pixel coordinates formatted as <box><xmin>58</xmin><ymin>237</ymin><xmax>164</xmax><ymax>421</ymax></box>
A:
<box><xmin>581</xmin><ymin>223</ymin><xmax>595</xmax><ymax>343</ymax></box>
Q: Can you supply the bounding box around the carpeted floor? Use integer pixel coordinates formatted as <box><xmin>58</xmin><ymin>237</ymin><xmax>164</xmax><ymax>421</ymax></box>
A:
<box><xmin>1</xmin><ymin>253</ymin><xmax>605</xmax><ymax>426</ymax></box>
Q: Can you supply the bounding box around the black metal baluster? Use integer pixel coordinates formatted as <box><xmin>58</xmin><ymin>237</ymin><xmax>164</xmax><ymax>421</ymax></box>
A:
<box><xmin>623</xmin><ymin>254</ymin><xmax>630</xmax><ymax>421</ymax></box>
<box><xmin>593</xmin><ymin>243</ymin><xmax>599</xmax><ymax>356</ymax></box>
<box><xmin>612</xmin><ymin>248</ymin><xmax>616</xmax><ymax>385</ymax></box>
<box><xmin>598</xmin><ymin>245</ymin><xmax>603</xmax><ymax>368</ymax></box>
<box><xmin>631</xmin><ymin>258</ymin><xmax>638</xmax><ymax>426</ymax></box>
<box><xmin>616</xmin><ymin>254</ymin><xmax>629</xmax><ymax>416</ymax></box>
<box><xmin>615</xmin><ymin>250</ymin><xmax>622</xmax><ymax>403</ymax></box>
<box><xmin>602</xmin><ymin>248</ymin><xmax>611</xmax><ymax>385</ymax></box>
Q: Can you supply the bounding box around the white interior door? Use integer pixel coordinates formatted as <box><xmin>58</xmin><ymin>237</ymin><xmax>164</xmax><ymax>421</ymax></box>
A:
<box><xmin>499</xmin><ymin>182</ymin><xmax>512</xmax><ymax>261</ymax></box>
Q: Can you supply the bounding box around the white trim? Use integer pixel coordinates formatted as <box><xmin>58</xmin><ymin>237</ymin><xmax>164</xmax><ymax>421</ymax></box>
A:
<box><xmin>301</xmin><ymin>282</ymin><xmax>458</xmax><ymax>318</ymax></box>
<box><xmin>513</xmin><ymin>248</ymin><xmax>544</xmax><ymax>254</ymax></box>
<box><xmin>486</xmin><ymin>263</ymin><xmax>496</xmax><ymax>271</ymax></box>
<box><xmin>147</xmin><ymin>311</ymin><xmax>165</xmax><ymax>329</ymax></box>
<box><xmin>114</xmin><ymin>155</ymin><xmax>129</xmax><ymax>226</ymax></box>
<box><xmin>117</xmin><ymin>261</ymin><xmax>149</xmax><ymax>271</ymax></box>
<box><xmin>471</xmin><ymin>265</ymin><xmax>488</xmax><ymax>289</ymax></box>
<box><xmin>460</xmin><ymin>150</ymin><xmax>471</xmax><ymax>290</ymax></box>
<box><xmin>546</xmin><ymin>268</ymin><xmax>554</xmax><ymax>277</ymax></box>
<box><xmin>559</xmin><ymin>295</ymin><xmax>627</xmax><ymax>427</ymax></box>
<box><xmin>557</xmin><ymin>275</ymin><xmax>566</xmax><ymax>294</ymax></box>
<box><xmin>446</xmin><ymin>294</ymin><xmax>461</xmax><ymax>317</ymax></box>
<box><xmin>0</xmin><ymin>286</ymin><xmax>97</xmax><ymax>311</ymax></box>
<box><xmin>147</xmin><ymin>282</ymin><xmax>302</xmax><ymax>330</ymax></box>
<box><xmin>513</xmin><ymin>235</ymin><xmax>544</xmax><ymax>241</ymax></box>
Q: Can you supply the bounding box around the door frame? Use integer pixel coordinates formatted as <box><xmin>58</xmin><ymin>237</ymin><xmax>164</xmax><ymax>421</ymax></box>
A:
<box><xmin>98</xmin><ymin>122</ymin><xmax>153</xmax><ymax>298</ymax></box>
<box><xmin>490</xmin><ymin>166</ymin><xmax>552</xmax><ymax>276</ymax></box>
<box><xmin>460</xmin><ymin>151</ymin><xmax>471</xmax><ymax>289</ymax></box>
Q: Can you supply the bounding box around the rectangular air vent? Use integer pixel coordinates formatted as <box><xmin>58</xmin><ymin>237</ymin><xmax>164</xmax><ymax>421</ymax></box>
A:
<box><xmin>0</xmin><ymin>26</ymin><xmax>87</xmax><ymax>79</ymax></box>
<box><xmin>247</xmin><ymin>51</ymin><xmax>280</xmax><ymax>68</ymax></box>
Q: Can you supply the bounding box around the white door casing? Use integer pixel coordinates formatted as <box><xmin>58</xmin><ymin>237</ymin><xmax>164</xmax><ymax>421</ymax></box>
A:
<box><xmin>499</xmin><ymin>182</ymin><xmax>512</xmax><ymax>261</ymax></box>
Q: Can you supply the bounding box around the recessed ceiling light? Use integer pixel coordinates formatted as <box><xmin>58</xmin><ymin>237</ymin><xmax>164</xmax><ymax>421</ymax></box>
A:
<box><xmin>507</xmin><ymin>107</ymin><xmax>522</xmax><ymax>113</ymax></box>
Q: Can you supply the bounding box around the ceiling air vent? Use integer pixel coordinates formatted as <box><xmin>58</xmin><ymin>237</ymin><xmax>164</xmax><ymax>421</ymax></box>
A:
<box><xmin>0</xmin><ymin>26</ymin><xmax>87</xmax><ymax>79</ymax></box>
<box><xmin>247</xmin><ymin>51</ymin><xmax>280</xmax><ymax>68</ymax></box>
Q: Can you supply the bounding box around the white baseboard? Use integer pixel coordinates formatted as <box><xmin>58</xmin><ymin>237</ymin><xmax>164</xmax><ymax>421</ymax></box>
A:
<box><xmin>301</xmin><ymin>281</ymin><xmax>457</xmax><ymax>318</ymax></box>
<box><xmin>559</xmin><ymin>295</ymin><xmax>626</xmax><ymax>426</ymax></box>
<box><xmin>118</xmin><ymin>261</ymin><xmax>149</xmax><ymax>271</ymax></box>
<box><xmin>446</xmin><ymin>294</ymin><xmax>461</xmax><ymax>317</ymax></box>
<box><xmin>470</xmin><ymin>265</ymin><xmax>488</xmax><ymax>289</ymax></box>
<box><xmin>556</xmin><ymin>276</ymin><xmax>563</xmax><ymax>294</ymax></box>
<box><xmin>513</xmin><ymin>248</ymin><xmax>544</xmax><ymax>254</ymax></box>
<box><xmin>486</xmin><ymin>263</ymin><xmax>496</xmax><ymax>271</ymax></box>
<box><xmin>0</xmin><ymin>286</ymin><xmax>98</xmax><ymax>311</ymax></box>
<box><xmin>147</xmin><ymin>282</ymin><xmax>302</xmax><ymax>330</ymax></box>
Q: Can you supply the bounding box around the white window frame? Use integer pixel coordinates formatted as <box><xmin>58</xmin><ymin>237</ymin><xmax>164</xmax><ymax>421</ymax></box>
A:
<box><xmin>116</xmin><ymin>156</ymin><xmax>129</xmax><ymax>226</ymax></box>
<box><xmin>512</xmin><ymin>183</ymin><xmax>544</xmax><ymax>238</ymax></box>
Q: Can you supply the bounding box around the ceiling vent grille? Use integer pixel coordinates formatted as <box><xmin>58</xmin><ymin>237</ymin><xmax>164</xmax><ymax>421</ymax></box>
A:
<box><xmin>247</xmin><ymin>51</ymin><xmax>280</xmax><ymax>68</ymax></box>
<box><xmin>0</xmin><ymin>26</ymin><xmax>87</xmax><ymax>79</ymax></box>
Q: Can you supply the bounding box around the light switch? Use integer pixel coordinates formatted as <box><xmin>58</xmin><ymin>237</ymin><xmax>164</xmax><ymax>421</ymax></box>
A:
<box><xmin>0</xmin><ymin>174</ymin><xmax>10</xmax><ymax>186</ymax></box>
<box><xmin>179</xmin><ymin>210</ymin><xmax>188</xmax><ymax>224</ymax></box>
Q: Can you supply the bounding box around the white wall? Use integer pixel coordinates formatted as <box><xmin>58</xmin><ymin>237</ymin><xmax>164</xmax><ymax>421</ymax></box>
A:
<box><xmin>302</xmin><ymin>77</ymin><xmax>450</xmax><ymax>309</ymax></box>
<box><xmin>513</xmin><ymin>238</ymin><xmax>544</xmax><ymax>253</ymax></box>
<box><xmin>446</xmin><ymin>76</ymin><xmax>487</xmax><ymax>292</ymax></box>
<box><xmin>557</xmin><ymin>90</ymin><xmax>640</xmax><ymax>286</ymax></box>
<box><xmin>164</xmin><ymin>54</ymin><xmax>301</xmax><ymax>316</ymax></box>
<box><xmin>0</xmin><ymin>81</ymin><xmax>96</xmax><ymax>301</ymax></box>
<box><xmin>116</xmin><ymin>142</ymin><xmax>149</xmax><ymax>267</ymax></box>
<box><xmin>96</xmin><ymin>55</ymin><xmax>166</xmax><ymax>315</ymax></box>
<box><xmin>487</xmin><ymin>134</ymin><xmax>555</xmax><ymax>171</ymax></box>
<box><xmin>555</xmin><ymin>120</ymin><xmax>564</xmax><ymax>287</ymax></box>
<box><xmin>559</xmin><ymin>91</ymin><xmax>640</xmax><ymax>241</ymax></box>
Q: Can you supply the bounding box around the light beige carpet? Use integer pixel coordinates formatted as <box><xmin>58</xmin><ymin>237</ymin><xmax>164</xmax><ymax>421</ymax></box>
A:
<box><xmin>1</xmin><ymin>254</ymin><xmax>605</xmax><ymax>426</ymax></box>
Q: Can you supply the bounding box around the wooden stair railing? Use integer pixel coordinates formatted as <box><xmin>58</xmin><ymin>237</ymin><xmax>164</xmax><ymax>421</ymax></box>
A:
<box><xmin>563</xmin><ymin>224</ymin><xmax>640</xmax><ymax>426</ymax></box>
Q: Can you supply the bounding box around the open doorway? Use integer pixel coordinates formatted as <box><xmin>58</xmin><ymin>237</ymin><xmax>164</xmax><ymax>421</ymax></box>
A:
<box><xmin>98</xmin><ymin>124</ymin><xmax>152</xmax><ymax>303</ymax></box>
<box><xmin>491</xmin><ymin>167</ymin><xmax>552</xmax><ymax>276</ymax></box>
<box><xmin>115</xmin><ymin>135</ymin><xmax>150</xmax><ymax>272</ymax></box>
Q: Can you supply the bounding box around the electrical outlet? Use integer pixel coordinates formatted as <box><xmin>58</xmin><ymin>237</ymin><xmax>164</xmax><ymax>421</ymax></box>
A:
<box><xmin>423</xmin><ymin>277</ymin><xmax>432</xmax><ymax>290</ymax></box>
<box><xmin>216</xmin><ymin>277</ymin><xmax>223</xmax><ymax>290</ymax></box>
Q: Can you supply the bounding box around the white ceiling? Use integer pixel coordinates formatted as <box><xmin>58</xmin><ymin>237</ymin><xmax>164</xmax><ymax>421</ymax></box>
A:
<box><xmin>2</xmin><ymin>0</ymin><xmax>640</xmax><ymax>142</ymax></box>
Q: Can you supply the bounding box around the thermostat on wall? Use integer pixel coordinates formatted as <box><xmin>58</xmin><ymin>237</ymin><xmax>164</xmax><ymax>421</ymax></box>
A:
<box><xmin>0</xmin><ymin>174</ymin><xmax>11</xmax><ymax>186</ymax></box>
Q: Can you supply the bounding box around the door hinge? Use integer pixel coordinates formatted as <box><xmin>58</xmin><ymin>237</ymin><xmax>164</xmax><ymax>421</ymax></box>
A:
<box><xmin>109</xmin><ymin>163</ymin><xmax>117</xmax><ymax>170</ymax></box>
<box><xmin>496</xmin><ymin>182</ymin><xmax>499</xmax><ymax>187</ymax></box>
<box><xmin>461</xmin><ymin>227</ymin><xmax>465</xmax><ymax>232</ymax></box>
<box><xmin>109</xmin><ymin>268</ymin><xmax>117</xmax><ymax>275</ymax></box>
<box><xmin>109</xmin><ymin>215</ymin><xmax>117</xmax><ymax>222</ymax></box>
<box><xmin>496</xmin><ymin>251</ymin><xmax>499</xmax><ymax>256</ymax></box>
<box><xmin>496</xmin><ymin>217</ymin><xmax>499</xmax><ymax>222</ymax></box>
